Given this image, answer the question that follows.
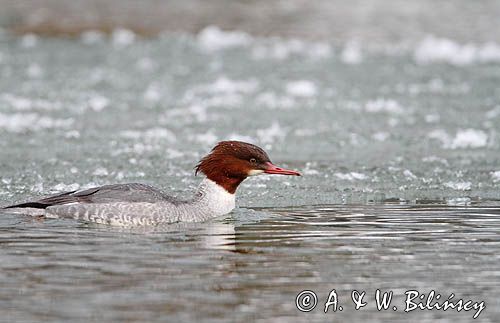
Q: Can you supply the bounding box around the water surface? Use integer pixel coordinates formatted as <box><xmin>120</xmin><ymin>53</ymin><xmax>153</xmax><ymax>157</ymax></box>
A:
<box><xmin>1</xmin><ymin>8</ymin><xmax>500</xmax><ymax>322</ymax></box>
<box><xmin>1</xmin><ymin>203</ymin><xmax>500</xmax><ymax>322</ymax></box>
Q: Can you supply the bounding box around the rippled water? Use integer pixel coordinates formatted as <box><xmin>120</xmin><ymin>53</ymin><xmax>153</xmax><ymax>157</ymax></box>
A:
<box><xmin>1</xmin><ymin>4</ymin><xmax>500</xmax><ymax>322</ymax></box>
<box><xmin>1</xmin><ymin>204</ymin><xmax>500</xmax><ymax>322</ymax></box>
<box><xmin>1</xmin><ymin>32</ymin><xmax>499</xmax><ymax>207</ymax></box>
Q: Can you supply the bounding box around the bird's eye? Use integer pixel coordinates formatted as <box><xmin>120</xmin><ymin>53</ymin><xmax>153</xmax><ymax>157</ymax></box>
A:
<box><xmin>250</xmin><ymin>158</ymin><xmax>257</xmax><ymax>163</ymax></box>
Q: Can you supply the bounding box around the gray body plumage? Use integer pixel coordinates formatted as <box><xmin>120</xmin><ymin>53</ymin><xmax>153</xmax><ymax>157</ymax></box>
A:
<box><xmin>4</xmin><ymin>178</ymin><xmax>235</xmax><ymax>226</ymax></box>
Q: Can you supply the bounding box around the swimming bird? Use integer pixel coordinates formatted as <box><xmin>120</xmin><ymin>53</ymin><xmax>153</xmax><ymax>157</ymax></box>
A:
<box><xmin>3</xmin><ymin>141</ymin><xmax>300</xmax><ymax>225</ymax></box>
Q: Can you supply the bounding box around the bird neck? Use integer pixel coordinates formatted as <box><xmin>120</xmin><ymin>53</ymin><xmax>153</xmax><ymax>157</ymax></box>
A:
<box><xmin>191</xmin><ymin>178</ymin><xmax>236</xmax><ymax>218</ymax></box>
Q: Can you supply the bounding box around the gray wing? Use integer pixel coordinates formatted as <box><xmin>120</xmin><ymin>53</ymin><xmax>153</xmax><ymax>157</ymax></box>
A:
<box><xmin>70</xmin><ymin>183</ymin><xmax>176</xmax><ymax>203</ymax></box>
<box><xmin>4</xmin><ymin>183</ymin><xmax>180</xmax><ymax>209</ymax></box>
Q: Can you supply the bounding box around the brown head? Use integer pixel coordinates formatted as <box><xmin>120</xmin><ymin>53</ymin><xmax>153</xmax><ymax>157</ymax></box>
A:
<box><xmin>195</xmin><ymin>141</ymin><xmax>301</xmax><ymax>194</ymax></box>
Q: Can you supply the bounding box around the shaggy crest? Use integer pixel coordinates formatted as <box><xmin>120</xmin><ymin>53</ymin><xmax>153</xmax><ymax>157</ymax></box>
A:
<box><xmin>194</xmin><ymin>141</ymin><xmax>271</xmax><ymax>193</ymax></box>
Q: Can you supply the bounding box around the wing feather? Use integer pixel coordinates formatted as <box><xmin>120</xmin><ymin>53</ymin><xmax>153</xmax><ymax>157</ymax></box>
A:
<box><xmin>4</xmin><ymin>183</ymin><xmax>179</xmax><ymax>209</ymax></box>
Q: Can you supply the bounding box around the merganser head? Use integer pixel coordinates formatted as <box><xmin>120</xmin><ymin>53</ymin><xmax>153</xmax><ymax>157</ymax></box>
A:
<box><xmin>195</xmin><ymin>141</ymin><xmax>301</xmax><ymax>194</ymax></box>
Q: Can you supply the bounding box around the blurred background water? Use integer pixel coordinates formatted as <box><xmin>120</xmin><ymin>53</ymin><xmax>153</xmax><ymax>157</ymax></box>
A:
<box><xmin>0</xmin><ymin>1</ymin><xmax>499</xmax><ymax>322</ymax></box>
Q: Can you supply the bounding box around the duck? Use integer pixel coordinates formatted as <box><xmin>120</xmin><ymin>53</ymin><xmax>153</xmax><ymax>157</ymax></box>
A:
<box><xmin>3</xmin><ymin>141</ymin><xmax>300</xmax><ymax>225</ymax></box>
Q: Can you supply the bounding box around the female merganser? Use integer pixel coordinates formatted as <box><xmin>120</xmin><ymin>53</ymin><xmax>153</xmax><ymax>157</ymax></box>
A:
<box><xmin>3</xmin><ymin>141</ymin><xmax>300</xmax><ymax>226</ymax></box>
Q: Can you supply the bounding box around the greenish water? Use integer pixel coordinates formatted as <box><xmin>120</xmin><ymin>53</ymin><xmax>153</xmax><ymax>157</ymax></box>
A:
<box><xmin>2</xmin><ymin>204</ymin><xmax>500</xmax><ymax>322</ymax></box>
<box><xmin>0</xmin><ymin>27</ymin><xmax>499</xmax><ymax>322</ymax></box>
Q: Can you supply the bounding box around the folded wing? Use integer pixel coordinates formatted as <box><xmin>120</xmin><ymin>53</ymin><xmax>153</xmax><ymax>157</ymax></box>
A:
<box><xmin>4</xmin><ymin>183</ymin><xmax>178</xmax><ymax>209</ymax></box>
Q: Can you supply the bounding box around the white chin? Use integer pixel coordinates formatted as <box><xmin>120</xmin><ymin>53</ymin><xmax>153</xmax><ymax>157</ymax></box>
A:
<box><xmin>247</xmin><ymin>169</ymin><xmax>265</xmax><ymax>176</ymax></box>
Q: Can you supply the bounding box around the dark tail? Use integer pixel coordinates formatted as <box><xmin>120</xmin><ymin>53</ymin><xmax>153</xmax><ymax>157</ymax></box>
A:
<box><xmin>3</xmin><ymin>190</ymin><xmax>78</xmax><ymax>210</ymax></box>
<box><xmin>3</xmin><ymin>202</ymin><xmax>51</xmax><ymax>209</ymax></box>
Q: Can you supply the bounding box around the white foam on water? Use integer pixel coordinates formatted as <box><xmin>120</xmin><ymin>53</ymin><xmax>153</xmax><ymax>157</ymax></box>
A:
<box><xmin>422</xmin><ymin>156</ymin><xmax>449</xmax><ymax>165</ymax></box>
<box><xmin>31</xmin><ymin>182</ymin><xmax>44</xmax><ymax>193</ymax></box>
<box><xmin>113</xmin><ymin>142</ymin><xmax>158</xmax><ymax>155</ymax></box>
<box><xmin>294</xmin><ymin>128</ymin><xmax>318</xmax><ymax>137</ymax></box>
<box><xmin>365</xmin><ymin>98</ymin><xmax>404</xmax><ymax>114</ymax></box>
<box><xmin>65</xmin><ymin>130</ymin><xmax>80</xmax><ymax>139</ymax></box>
<box><xmin>26</xmin><ymin>63</ymin><xmax>43</xmax><ymax>78</ymax></box>
<box><xmin>372</xmin><ymin>132</ymin><xmax>389</xmax><ymax>141</ymax></box>
<box><xmin>189</xmin><ymin>104</ymin><xmax>210</xmax><ymax>122</ymax></box>
<box><xmin>165</xmin><ymin>148</ymin><xmax>184</xmax><ymax>159</ymax></box>
<box><xmin>128</xmin><ymin>172</ymin><xmax>146</xmax><ymax>178</ymax></box>
<box><xmin>414</xmin><ymin>35</ymin><xmax>500</xmax><ymax>65</ymax></box>
<box><xmin>20</xmin><ymin>34</ymin><xmax>37</xmax><ymax>48</ymax></box>
<box><xmin>446</xmin><ymin>197</ymin><xmax>472</xmax><ymax>206</ymax></box>
<box><xmin>402</xmin><ymin>78</ymin><xmax>469</xmax><ymax>96</ymax></box>
<box><xmin>285</xmin><ymin>80</ymin><xmax>317</xmax><ymax>98</ymax></box>
<box><xmin>424</xmin><ymin>114</ymin><xmax>440</xmax><ymax>123</ymax></box>
<box><xmin>112</xmin><ymin>28</ymin><xmax>136</xmax><ymax>46</ymax></box>
<box><xmin>478</xmin><ymin>42</ymin><xmax>500</xmax><ymax>62</ymax></box>
<box><xmin>203</xmin><ymin>93</ymin><xmax>243</xmax><ymax>108</ymax></box>
<box><xmin>161</xmin><ymin>104</ymin><xmax>211</xmax><ymax>124</ymax></box>
<box><xmin>197</xmin><ymin>26</ymin><xmax>252</xmax><ymax>51</ymax></box>
<box><xmin>303</xmin><ymin>162</ymin><xmax>320</xmax><ymax>175</ymax></box>
<box><xmin>227</xmin><ymin>133</ymin><xmax>255</xmax><ymax>142</ymax></box>
<box><xmin>51</xmin><ymin>183</ymin><xmax>81</xmax><ymax>193</ymax></box>
<box><xmin>0</xmin><ymin>113</ymin><xmax>73</xmax><ymax>133</ymax></box>
<box><xmin>303</xmin><ymin>169</ymin><xmax>320</xmax><ymax>175</ymax></box>
<box><xmin>88</xmin><ymin>95</ymin><xmax>110</xmax><ymax>111</ymax></box>
<box><xmin>341</xmin><ymin>41</ymin><xmax>363</xmax><ymax>64</ymax></box>
<box><xmin>486</xmin><ymin>106</ymin><xmax>500</xmax><ymax>119</ymax></box>
<box><xmin>143</xmin><ymin>83</ymin><xmax>162</xmax><ymax>102</ymax></box>
<box><xmin>256</xmin><ymin>122</ymin><xmax>286</xmax><ymax>143</ymax></box>
<box><xmin>207</xmin><ymin>76</ymin><xmax>259</xmax><ymax>94</ymax></box>
<box><xmin>444</xmin><ymin>181</ymin><xmax>472</xmax><ymax>191</ymax></box>
<box><xmin>121</xmin><ymin>128</ymin><xmax>176</xmax><ymax>142</ymax></box>
<box><xmin>92</xmin><ymin>167</ymin><xmax>109</xmax><ymax>177</ymax></box>
<box><xmin>181</xmin><ymin>77</ymin><xmax>258</xmax><ymax>110</ymax></box>
<box><xmin>2</xmin><ymin>94</ymin><xmax>32</xmax><ymax>110</ymax></box>
<box><xmin>80</xmin><ymin>182</ymin><xmax>101</xmax><ymax>190</ymax></box>
<box><xmin>181</xmin><ymin>76</ymin><xmax>259</xmax><ymax>107</ymax></box>
<box><xmin>192</xmin><ymin>130</ymin><xmax>218</xmax><ymax>145</ymax></box>
<box><xmin>403</xmin><ymin>169</ymin><xmax>418</xmax><ymax>180</ymax></box>
<box><xmin>450</xmin><ymin>129</ymin><xmax>488</xmax><ymax>149</ymax></box>
<box><xmin>491</xmin><ymin>171</ymin><xmax>500</xmax><ymax>183</ymax></box>
<box><xmin>251</xmin><ymin>39</ymin><xmax>331</xmax><ymax>60</ymax></box>
<box><xmin>334</xmin><ymin>172</ymin><xmax>368</xmax><ymax>181</ymax></box>
<box><xmin>428</xmin><ymin>128</ymin><xmax>488</xmax><ymax>149</ymax></box>
<box><xmin>255</xmin><ymin>92</ymin><xmax>295</xmax><ymax>110</ymax></box>
<box><xmin>80</xmin><ymin>30</ymin><xmax>105</xmax><ymax>44</ymax></box>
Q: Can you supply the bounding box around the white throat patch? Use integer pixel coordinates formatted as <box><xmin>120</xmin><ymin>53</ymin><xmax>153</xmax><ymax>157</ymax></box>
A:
<box><xmin>197</xmin><ymin>178</ymin><xmax>236</xmax><ymax>216</ymax></box>
<box><xmin>247</xmin><ymin>169</ymin><xmax>265</xmax><ymax>176</ymax></box>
